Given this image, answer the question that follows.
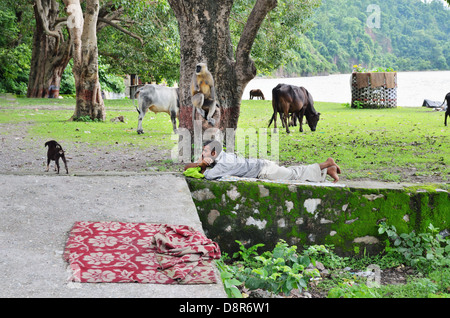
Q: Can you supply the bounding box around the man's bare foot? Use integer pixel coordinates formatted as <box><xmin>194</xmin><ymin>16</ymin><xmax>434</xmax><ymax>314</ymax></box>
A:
<box><xmin>326</xmin><ymin>157</ymin><xmax>341</xmax><ymax>174</ymax></box>
<box><xmin>327</xmin><ymin>165</ymin><xmax>339</xmax><ymax>183</ymax></box>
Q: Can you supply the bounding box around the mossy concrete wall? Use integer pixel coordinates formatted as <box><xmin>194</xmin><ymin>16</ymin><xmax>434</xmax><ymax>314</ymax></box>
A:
<box><xmin>185</xmin><ymin>178</ymin><xmax>449</xmax><ymax>256</ymax></box>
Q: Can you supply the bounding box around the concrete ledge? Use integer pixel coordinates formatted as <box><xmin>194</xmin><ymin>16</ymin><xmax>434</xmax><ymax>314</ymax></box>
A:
<box><xmin>0</xmin><ymin>174</ymin><xmax>225</xmax><ymax>298</ymax></box>
<box><xmin>186</xmin><ymin>178</ymin><xmax>449</xmax><ymax>256</ymax></box>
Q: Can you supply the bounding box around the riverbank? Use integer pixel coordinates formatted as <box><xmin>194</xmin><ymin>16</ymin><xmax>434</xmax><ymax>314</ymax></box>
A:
<box><xmin>244</xmin><ymin>70</ymin><xmax>450</xmax><ymax>107</ymax></box>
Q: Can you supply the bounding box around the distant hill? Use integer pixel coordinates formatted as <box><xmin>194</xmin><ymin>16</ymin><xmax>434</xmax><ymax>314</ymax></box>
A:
<box><xmin>278</xmin><ymin>0</ymin><xmax>450</xmax><ymax>76</ymax></box>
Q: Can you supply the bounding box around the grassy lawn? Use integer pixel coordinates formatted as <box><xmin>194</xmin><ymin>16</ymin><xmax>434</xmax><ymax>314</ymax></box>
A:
<box><xmin>238</xmin><ymin>99</ymin><xmax>449</xmax><ymax>183</ymax></box>
<box><xmin>0</xmin><ymin>95</ymin><xmax>448</xmax><ymax>182</ymax></box>
<box><xmin>0</xmin><ymin>96</ymin><xmax>176</xmax><ymax>151</ymax></box>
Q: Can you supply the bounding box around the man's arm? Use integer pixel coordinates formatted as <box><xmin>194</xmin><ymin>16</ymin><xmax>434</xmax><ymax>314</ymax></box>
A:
<box><xmin>184</xmin><ymin>159</ymin><xmax>211</xmax><ymax>174</ymax></box>
<box><xmin>184</xmin><ymin>155</ymin><xmax>202</xmax><ymax>171</ymax></box>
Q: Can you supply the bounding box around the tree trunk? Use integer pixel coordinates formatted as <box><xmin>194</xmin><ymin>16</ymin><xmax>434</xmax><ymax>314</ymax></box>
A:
<box><xmin>65</xmin><ymin>0</ymin><xmax>105</xmax><ymax>121</ymax></box>
<box><xmin>168</xmin><ymin>0</ymin><xmax>277</xmax><ymax>158</ymax></box>
<box><xmin>27</xmin><ymin>0</ymin><xmax>71</xmax><ymax>98</ymax></box>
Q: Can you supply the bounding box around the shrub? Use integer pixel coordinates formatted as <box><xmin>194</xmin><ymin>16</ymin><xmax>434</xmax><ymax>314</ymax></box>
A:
<box><xmin>378</xmin><ymin>223</ymin><xmax>450</xmax><ymax>273</ymax></box>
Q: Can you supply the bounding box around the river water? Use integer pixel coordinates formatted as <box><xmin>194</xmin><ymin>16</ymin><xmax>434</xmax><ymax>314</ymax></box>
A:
<box><xmin>243</xmin><ymin>70</ymin><xmax>450</xmax><ymax>107</ymax></box>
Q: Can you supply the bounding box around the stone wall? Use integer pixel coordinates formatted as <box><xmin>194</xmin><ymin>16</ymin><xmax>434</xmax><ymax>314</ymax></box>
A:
<box><xmin>185</xmin><ymin>178</ymin><xmax>449</xmax><ymax>256</ymax></box>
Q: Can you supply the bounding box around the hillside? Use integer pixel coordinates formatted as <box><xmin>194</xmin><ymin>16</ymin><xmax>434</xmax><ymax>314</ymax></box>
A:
<box><xmin>280</xmin><ymin>0</ymin><xmax>450</xmax><ymax>76</ymax></box>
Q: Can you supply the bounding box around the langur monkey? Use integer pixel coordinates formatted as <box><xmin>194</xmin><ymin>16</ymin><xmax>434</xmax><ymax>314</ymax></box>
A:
<box><xmin>191</xmin><ymin>63</ymin><xmax>218</xmax><ymax>126</ymax></box>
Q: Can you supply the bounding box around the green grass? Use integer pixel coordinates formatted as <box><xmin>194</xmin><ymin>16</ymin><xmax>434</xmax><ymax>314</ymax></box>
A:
<box><xmin>237</xmin><ymin>100</ymin><xmax>449</xmax><ymax>183</ymax></box>
<box><xmin>0</xmin><ymin>94</ymin><xmax>134</xmax><ymax>109</ymax></box>
<box><xmin>0</xmin><ymin>96</ymin><xmax>448</xmax><ymax>182</ymax></box>
<box><xmin>0</xmin><ymin>96</ymin><xmax>176</xmax><ymax>151</ymax></box>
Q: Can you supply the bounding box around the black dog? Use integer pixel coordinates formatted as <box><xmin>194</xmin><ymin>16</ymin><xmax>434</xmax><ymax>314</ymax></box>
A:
<box><xmin>439</xmin><ymin>92</ymin><xmax>450</xmax><ymax>126</ymax></box>
<box><xmin>45</xmin><ymin>140</ymin><xmax>68</xmax><ymax>174</ymax></box>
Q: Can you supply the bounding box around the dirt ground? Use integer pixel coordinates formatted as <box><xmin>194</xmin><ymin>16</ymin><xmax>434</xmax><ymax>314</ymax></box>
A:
<box><xmin>1</xmin><ymin>101</ymin><xmax>448</xmax><ymax>183</ymax></box>
<box><xmin>0</xmin><ymin>117</ymin><xmax>445</xmax><ymax>184</ymax></box>
<box><xmin>0</xmin><ymin>119</ymin><xmax>185</xmax><ymax>175</ymax></box>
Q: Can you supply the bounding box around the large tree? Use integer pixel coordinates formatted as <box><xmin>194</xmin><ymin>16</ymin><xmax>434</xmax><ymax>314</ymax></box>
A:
<box><xmin>168</xmin><ymin>0</ymin><xmax>320</xmax><ymax>158</ymax></box>
<box><xmin>28</xmin><ymin>0</ymin><xmax>130</xmax><ymax>99</ymax></box>
<box><xmin>63</xmin><ymin>0</ymin><xmax>144</xmax><ymax>120</ymax></box>
<box><xmin>63</xmin><ymin>0</ymin><xmax>107</xmax><ymax>121</ymax></box>
<box><xmin>27</xmin><ymin>0</ymin><xmax>71</xmax><ymax>98</ymax></box>
<box><xmin>28</xmin><ymin>0</ymin><xmax>143</xmax><ymax>120</ymax></box>
<box><xmin>168</xmin><ymin>0</ymin><xmax>276</xmax><ymax>135</ymax></box>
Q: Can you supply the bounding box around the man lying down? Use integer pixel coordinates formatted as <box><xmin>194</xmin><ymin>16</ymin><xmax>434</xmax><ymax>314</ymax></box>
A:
<box><xmin>183</xmin><ymin>140</ymin><xmax>341</xmax><ymax>183</ymax></box>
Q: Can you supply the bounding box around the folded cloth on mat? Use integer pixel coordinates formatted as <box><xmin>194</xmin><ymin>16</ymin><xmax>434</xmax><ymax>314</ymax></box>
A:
<box><xmin>64</xmin><ymin>221</ymin><xmax>220</xmax><ymax>284</ymax></box>
<box><xmin>151</xmin><ymin>224</ymin><xmax>221</xmax><ymax>281</ymax></box>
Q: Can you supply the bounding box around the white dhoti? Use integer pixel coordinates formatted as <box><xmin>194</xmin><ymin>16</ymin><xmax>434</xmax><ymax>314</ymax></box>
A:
<box><xmin>258</xmin><ymin>160</ymin><xmax>327</xmax><ymax>182</ymax></box>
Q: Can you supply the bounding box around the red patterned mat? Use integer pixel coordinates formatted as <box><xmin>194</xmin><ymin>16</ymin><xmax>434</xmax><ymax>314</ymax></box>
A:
<box><xmin>64</xmin><ymin>221</ymin><xmax>221</xmax><ymax>284</ymax></box>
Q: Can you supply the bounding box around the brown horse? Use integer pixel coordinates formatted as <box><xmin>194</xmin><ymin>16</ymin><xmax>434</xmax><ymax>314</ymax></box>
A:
<box><xmin>268</xmin><ymin>84</ymin><xmax>320</xmax><ymax>133</ymax></box>
<box><xmin>250</xmin><ymin>89</ymin><xmax>265</xmax><ymax>100</ymax></box>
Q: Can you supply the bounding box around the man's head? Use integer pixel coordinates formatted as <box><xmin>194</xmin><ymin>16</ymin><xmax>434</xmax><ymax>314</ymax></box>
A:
<box><xmin>202</xmin><ymin>140</ymin><xmax>222</xmax><ymax>160</ymax></box>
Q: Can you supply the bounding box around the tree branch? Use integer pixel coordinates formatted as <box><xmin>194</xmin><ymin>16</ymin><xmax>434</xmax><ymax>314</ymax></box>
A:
<box><xmin>97</xmin><ymin>17</ymin><xmax>144</xmax><ymax>45</ymax></box>
<box><xmin>35</xmin><ymin>0</ymin><xmax>61</xmax><ymax>51</ymax></box>
<box><xmin>99</xmin><ymin>50</ymin><xmax>178</xmax><ymax>68</ymax></box>
<box><xmin>97</xmin><ymin>2</ymin><xmax>123</xmax><ymax>32</ymax></box>
<box><xmin>235</xmin><ymin>0</ymin><xmax>277</xmax><ymax>82</ymax></box>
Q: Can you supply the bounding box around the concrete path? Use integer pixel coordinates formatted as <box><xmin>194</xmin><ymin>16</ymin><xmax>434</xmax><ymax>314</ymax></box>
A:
<box><xmin>0</xmin><ymin>173</ymin><xmax>226</xmax><ymax>298</ymax></box>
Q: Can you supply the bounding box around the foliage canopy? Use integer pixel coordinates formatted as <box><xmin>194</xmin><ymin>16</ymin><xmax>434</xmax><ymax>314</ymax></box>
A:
<box><xmin>1</xmin><ymin>0</ymin><xmax>450</xmax><ymax>94</ymax></box>
<box><xmin>283</xmin><ymin>0</ymin><xmax>450</xmax><ymax>76</ymax></box>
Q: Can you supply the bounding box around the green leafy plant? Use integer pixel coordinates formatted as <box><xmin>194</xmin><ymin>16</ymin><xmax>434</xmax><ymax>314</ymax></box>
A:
<box><xmin>303</xmin><ymin>244</ymin><xmax>347</xmax><ymax>269</ymax></box>
<box><xmin>235</xmin><ymin>240</ymin><xmax>319</xmax><ymax>296</ymax></box>
<box><xmin>352</xmin><ymin>100</ymin><xmax>364</xmax><ymax>109</ymax></box>
<box><xmin>328</xmin><ymin>281</ymin><xmax>381</xmax><ymax>298</ymax></box>
<box><xmin>428</xmin><ymin>267</ymin><xmax>450</xmax><ymax>295</ymax></box>
<box><xmin>378</xmin><ymin>222</ymin><xmax>450</xmax><ymax>273</ymax></box>
<box><xmin>352</xmin><ymin>64</ymin><xmax>395</xmax><ymax>73</ymax></box>
<box><xmin>215</xmin><ymin>254</ymin><xmax>244</xmax><ymax>298</ymax></box>
<box><xmin>232</xmin><ymin>240</ymin><xmax>265</xmax><ymax>268</ymax></box>
<box><xmin>217</xmin><ymin>238</ymin><xmax>450</xmax><ymax>298</ymax></box>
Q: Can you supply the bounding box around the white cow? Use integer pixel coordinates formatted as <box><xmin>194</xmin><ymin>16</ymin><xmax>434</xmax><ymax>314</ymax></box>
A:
<box><xmin>133</xmin><ymin>84</ymin><xmax>179</xmax><ymax>134</ymax></box>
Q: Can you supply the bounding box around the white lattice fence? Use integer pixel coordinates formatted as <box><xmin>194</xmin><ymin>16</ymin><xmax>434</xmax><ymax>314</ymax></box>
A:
<box><xmin>351</xmin><ymin>72</ymin><xmax>397</xmax><ymax>108</ymax></box>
